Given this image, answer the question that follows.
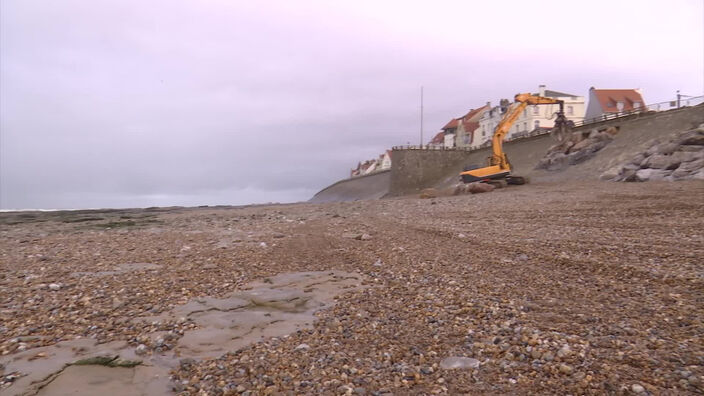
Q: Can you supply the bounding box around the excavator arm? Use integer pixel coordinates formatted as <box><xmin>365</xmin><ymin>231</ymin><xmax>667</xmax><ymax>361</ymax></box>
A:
<box><xmin>460</xmin><ymin>93</ymin><xmax>568</xmax><ymax>184</ymax></box>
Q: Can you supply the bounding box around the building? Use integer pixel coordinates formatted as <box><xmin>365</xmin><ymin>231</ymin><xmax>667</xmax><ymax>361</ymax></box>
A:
<box><xmin>584</xmin><ymin>87</ymin><xmax>645</xmax><ymax>120</ymax></box>
<box><xmin>379</xmin><ymin>150</ymin><xmax>392</xmax><ymax>170</ymax></box>
<box><xmin>477</xmin><ymin>85</ymin><xmax>586</xmax><ymax>145</ymax></box>
<box><xmin>455</xmin><ymin>105</ymin><xmax>490</xmax><ymax>148</ymax></box>
<box><xmin>440</xmin><ymin>119</ymin><xmax>459</xmax><ymax>148</ymax></box>
<box><xmin>428</xmin><ymin>131</ymin><xmax>445</xmax><ymax>148</ymax></box>
<box><xmin>475</xmin><ymin>99</ymin><xmax>510</xmax><ymax>149</ymax></box>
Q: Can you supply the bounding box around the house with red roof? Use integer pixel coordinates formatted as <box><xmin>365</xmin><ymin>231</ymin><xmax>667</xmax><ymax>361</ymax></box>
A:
<box><xmin>585</xmin><ymin>87</ymin><xmax>645</xmax><ymax>120</ymax></box>
<box><xmin>456</xmin><ymin>105</ymin><xmax>490</xmax><ymax>148</ymax></box>
<box><xmin>428</xmin><ymin>131</ymin><xmax>445</xmax><ymax>148</ymax></box>
<box><xmin>379</xmin><ymin>150</ymin><xmax>392</xmax><ymax>170</ymax></box>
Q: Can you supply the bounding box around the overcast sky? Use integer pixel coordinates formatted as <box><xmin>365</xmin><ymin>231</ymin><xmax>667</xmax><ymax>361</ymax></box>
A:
<box><xmin>1</xmin><ymin>0</ymin><xmax>702</xmax><ymax>209</ymax></box>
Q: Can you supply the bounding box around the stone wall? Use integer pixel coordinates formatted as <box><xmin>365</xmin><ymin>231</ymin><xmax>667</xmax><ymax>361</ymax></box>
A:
<box><xmin>310</xmin><ymin>170</ymin><xmax>391</xmax><ymax>203</ymax></box>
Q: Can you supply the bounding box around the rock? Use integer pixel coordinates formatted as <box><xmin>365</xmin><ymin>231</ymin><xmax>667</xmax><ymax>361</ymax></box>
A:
<box><xmin>342</xmin><ymin>232</ymin><xmax>360</xmax><ymax>239</ymax></box>
<box><xmin>643</xmin><ymin>154</ymin><xmax>679</xmax><ymax>170</ymax></box>
<box><xmin>294</xmin><ymin>343</ymin><xmax>310</xmax><ymax>351</ymax></box>
<box><xmin>571</xmin><ymin>138</ymin><xmax>598</xmax><ymax>152</ymax></box>
<box><xmin>692</xmin><ymin>169</ymin><xmax>704</xmax><ymax>180</ymax></box>
<box><xmin>558</xmin><ymin>364</ymin><xmax>573</xmax><ymax>374</ymax></box>
<box><xmin>354</xmin><ymin>387</ymin><xmax>367</xmax><ymax>395</ymax></box>
<box><xmin>631</xmin><ymin>383</ymin><xmax>645</xmax><ymax>393</ymax></box>
<box><xmin>635</xmin><ymin>168</ymin><xmax>671</xmax><ymax>182</ymax></box>
<box><xmin>630</xmin><ymin>153</ymin><xmax>646</xmax><ymax>166</ymax></box>
<box><xmin>678</xmin><ymin>130</ymin><xmax>704</xmax><ymax>145</ymax></box>
<box><xmin>467</xmin><ymin>182</ymin><xmax>494</xmax><ymax>194</ymax></box>
<box><xmin>48</xmin><ymin>283</ymin><xmax>61</xmax><ymax>291</ymax></box>
<box><xmin>547</xmin><ymin>153</ymin><xmax>570</xmax><ymax>170</ymax></box>
<box><xmin>359</xmin><ymin>233</ymin><xmax>372</xmax><ymax>241</ymax></box>
<box><xmin>439</xmin><ymin>356</ymin><xmax>480</xmax><ymax>370</ymax></box>
<box><xmin>605</xmin><ymin>126</ymin><xmax>619</xmax><ymax>135</ymax></box>
<box><xmin>600</xmin><ymin>165</ymin><xmax>623</xmax><ymax>181</ymax></box>
<box><xmin>671</xmin><ymin>158</ymin><xmax>704</xmax><ymax>179</ymax></box>
<box><xmin>179</xmin><ymin>358</ymin><xmax>196</xmax><ymax>368</ymax></box>
<box><xmin>594</xmin><ymin>131</ymin><xmax>614</xmax><ymax>142</ymax></box>
<box><xmin>672</xmin><ymin>150</ymin><xmax>701</xmax><ymax>164</ymax></box>
<box><xmin>567</xmin><ymin>150</ymin><xmax>595</xmax><ymax>165</ymax></box>
<box><xmin>679</xmin><ymin>144</ymin><xmax>704</xmax><ymax>152</ymax></box>
<box><xmin>655</xmin><ymin>143</ymin><xmax>680</xmax><ymax>155</ymax></box>
<box><xmin>419</xmin><ymin>188</ymin><xmax>438</xmax><ymax>199</ymax></box>
<box><xmin>135</xmin><ymin>344</ymin><xmax>147</xmax><ymax>355</ymax></box>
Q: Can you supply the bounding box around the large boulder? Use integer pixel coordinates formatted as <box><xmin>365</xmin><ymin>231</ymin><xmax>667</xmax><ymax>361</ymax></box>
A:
<box><xmin>635</xmin><ymin>168</ymin><xmax>671</xmax><ymax>182</ymax></box>
<box><xmin>467</xmin><ymin>182</ymin><xmax>495</xmax><ymax>194</ymax></box>
<box><xmin>643</xmin><ymin>154</ymin><xmax>680</xmax><ymax>170</ymax></box>
<box><xmin>678</xmin><ymin>130</ymin><xmax>704</xmax><ymax>146</ymax></box>
<box><xmin>600</xmin><ymin>165</ymin><xmax>623</xmax><ymax>181</ymax></box>
<box><xmin>571</xmin><ymin>137</ymin><xmax>598</xmax><ymax>152</ymax></box>
<box><xmin>655</xmin><ymin>142</ymin><xmax>680</xmax><ymax>155</ymax></box>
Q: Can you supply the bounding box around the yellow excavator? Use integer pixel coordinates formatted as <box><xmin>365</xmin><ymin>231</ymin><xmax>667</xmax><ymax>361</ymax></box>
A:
<box><xmin>460</xmin><ymin>93</ymin><xmax>572</xmax><ymax>186</ymax></box>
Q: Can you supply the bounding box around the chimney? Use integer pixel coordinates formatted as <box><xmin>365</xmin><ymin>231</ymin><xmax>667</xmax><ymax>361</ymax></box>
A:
<box><xmin>486</xmin><ymin>101</ymin><xmax>491</xmax><ymax>108</ymax></box>
<box><xmin>539</xmin><ymin>84</ymin><xmax>546</xmax><ymax>97</ymax></box>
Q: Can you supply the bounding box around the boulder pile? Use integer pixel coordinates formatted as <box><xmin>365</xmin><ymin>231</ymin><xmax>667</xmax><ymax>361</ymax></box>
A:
<box><xmin>600</xmin><ymin>125</ymin><xmax>704</xmax><ymax>182</ymax></box>
<box><xmin>536</xmin><ymin>127</ymin><xmax>619</xmax><ymax>171</ymax></box>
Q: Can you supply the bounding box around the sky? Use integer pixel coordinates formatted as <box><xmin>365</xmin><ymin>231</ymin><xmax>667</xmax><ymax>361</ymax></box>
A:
<box><xmin>1</xmin><ymin>0</ymin><xmax>703</xmax><ymax>209</ymax></box>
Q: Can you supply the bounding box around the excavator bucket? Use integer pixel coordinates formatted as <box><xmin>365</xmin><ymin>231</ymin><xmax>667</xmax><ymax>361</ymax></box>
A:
<box><xmin>550</xmin><ymin>111</ymin><xmax>573</xmax><ymax>142</ymax></box>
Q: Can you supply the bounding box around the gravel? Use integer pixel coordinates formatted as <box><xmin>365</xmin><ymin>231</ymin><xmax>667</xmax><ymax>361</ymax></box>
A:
<box><xmin>1</xmin><ymin>180</ymin><xmax>703</xmax><ymax>395</ymax></box>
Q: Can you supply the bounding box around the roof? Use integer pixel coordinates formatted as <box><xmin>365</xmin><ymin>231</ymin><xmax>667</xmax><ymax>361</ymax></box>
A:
<box><xmin>442</xmin><ymin>118</ymin><xmax>459</xmax><ymax>130</ymax></box>
<box><xmin>385</xmin><ymin>150</ymin><xmax>392</xmax><ymax>158</ymax></box>
<box><xmin>429</xmin><ymin>131</ymin><xmax>445</xmax><ymax>144</ymax></box>
<box><xmin>460</xmin><ymin>104</ymin><xmax>490</xmax><ymax>122</ymax></box>
<box><xmin>460</xmin><ymin>120</ymin><xmax>479</xmax><ymax>133</ymax></box>
<box><xmin>591</xmin><ymin>89</ymin><xmax>645</xmax><ymax>113</ymax></box>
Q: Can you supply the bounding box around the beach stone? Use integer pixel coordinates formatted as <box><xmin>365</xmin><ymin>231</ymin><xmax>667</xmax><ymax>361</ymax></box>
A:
<box><xmin>294</xmin><ymin>343</ymin><xmax>310</xmax><ymax>351</ymax></box>
<box><xmin>135</xmin><ymin>344</ymin><xmax>147</xmax><ymax>355</ymax></box>
<box><xmin>48</xmin><ymin>283</ymin><xmax>61</xmax><ymax>291</ymax></box>
<box><xmin>631</xmin><ymin>383</ymin><xmax>645</xmax><ymax>393</ymax></box>
<box><xmin>440</xmin><ymin>357</ymin><xmax>480</xmax><ymax>370</ymax></box>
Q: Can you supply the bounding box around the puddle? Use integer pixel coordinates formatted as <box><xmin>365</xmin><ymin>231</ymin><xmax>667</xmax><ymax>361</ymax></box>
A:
<box><xmin>1</xmin><ymin>270</ymin><xmax>365</xmax><ymax>395</ymax></box>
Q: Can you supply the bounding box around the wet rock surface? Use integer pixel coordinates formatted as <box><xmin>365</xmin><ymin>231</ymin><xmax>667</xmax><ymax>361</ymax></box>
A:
<box><xmin>1</xmin><ymin>180</ymin><xmax>703</xmax><ymax>394</ymax></box>
<box><xmin>601</xmin><ymin>125</ymin><xmax>704</xmax><ymax>182</ymax></box>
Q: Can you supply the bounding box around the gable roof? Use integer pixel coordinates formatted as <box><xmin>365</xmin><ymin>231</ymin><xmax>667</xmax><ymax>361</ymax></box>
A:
<box><xmin>429</xmin><ymin>131</ymin><xmax>445</xmax><ymax>145</ymax></box>
<box><xmin>442</xmin><ymin>118</ymin><xmax>459</xmax><ymax>130</ymax></box>
<box><xmin>591</xmin><ymin>88</ymin><xmax>645</xmax><ymax>113</ymax></box>
<box><xmin>460</xmin><ymin>120</ymin><xmax>480</xmax><ymax>133</ymax></box>
<box><xmin>460</xmin><ymin>104</ymin><xmax>490</xmax><ymax>122</ymax></box>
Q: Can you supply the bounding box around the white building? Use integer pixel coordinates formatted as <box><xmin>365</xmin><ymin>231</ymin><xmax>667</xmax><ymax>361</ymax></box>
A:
<box><xmin>477</xmin><ymin>85</ymin><xmax>586</xmax><ymax>146</ymax></box>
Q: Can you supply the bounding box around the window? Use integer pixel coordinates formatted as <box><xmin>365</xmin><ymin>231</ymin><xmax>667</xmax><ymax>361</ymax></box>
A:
<box><xmin>515</xmin><ymin>125</ymin><xmax>519</xmax><ymax>133</ymax></box>
<box><xmin>523</xmin><ymin>122</ymin><xmax>527</xmax><ymax>131</ymax></box>
<box><xmin>534</xmin><ymin>120</ymin><xmax>540</xmax><ymax>129</ymax></box>
<box><xmin>533</xmin><ymin>106</ymin><xmax>539</xmax><ymax>115</ymax></box>
<box><xmin>567</xmin><ymin>106</ymin><xmax>574</xmax><ymax>115</ymax></box>
<box><xmin>616</xmin><ymin>101</ymin><xmax>624</xmax><ymax>112</ymax></box>
<box><xmin>523</xmin><ymin>109</ymin><xmax>527</xmax><ymax>118</ymax></box>
<box><xmin>633</xmin><ymin>101</ymin><xmax>641</xmax><ymax>109</ymax></box>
